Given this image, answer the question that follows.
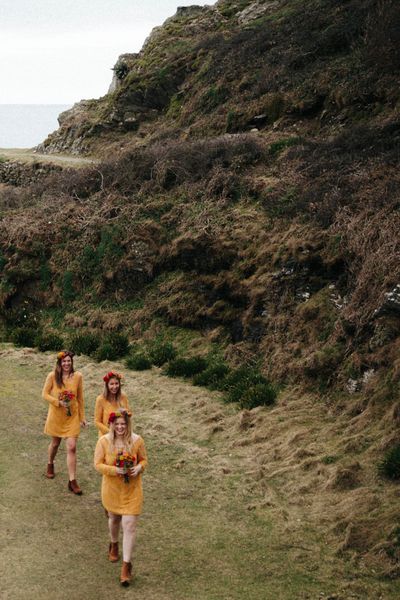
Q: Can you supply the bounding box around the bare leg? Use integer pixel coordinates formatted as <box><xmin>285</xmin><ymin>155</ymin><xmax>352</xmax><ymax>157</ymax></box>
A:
<box><xmin>121</xmin><ymin>515</ymin><xmax>139</xmax><ymax>563</ymax></box>
<box><xmin>48</xmin><ymin>436</ymin><xmax>61</xmax><ymax>464</ymax></box>
<box><xmin>66</xmin><ymin>437</ymin><xmax>77</xmax><ymax>480</ymax></box>
<box><xmin>109</xmin><ymin>512</ymin><xmax>122</xmax><ymax>543</ymax></box>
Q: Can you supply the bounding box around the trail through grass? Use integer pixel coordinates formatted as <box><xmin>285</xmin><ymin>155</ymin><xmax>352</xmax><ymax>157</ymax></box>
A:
<box><xmin>0</xmin><ymin>148</ymin><xmax>96</xmax><ymax>167</ymax></box>
<box><xmin>0</xmin><ymin>346</ymin><xmax>399</xmax><ymax>599</ymax></box>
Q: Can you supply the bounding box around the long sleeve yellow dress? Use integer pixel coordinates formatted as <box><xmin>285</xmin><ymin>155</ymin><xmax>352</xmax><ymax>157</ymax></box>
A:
<box><xmin>94</xmin><ymin>392</ymin><xmax>131</xmax><ymax>438</ymax></box>
<box><xmin>42</xmin><ymin>371</ymin><xmax>85</xmax><ymax>438</ymax></box>
<box><xmin>94</xmin><ymin>434</ymin><xmax>147</xmax><ymax>515</ymax></box>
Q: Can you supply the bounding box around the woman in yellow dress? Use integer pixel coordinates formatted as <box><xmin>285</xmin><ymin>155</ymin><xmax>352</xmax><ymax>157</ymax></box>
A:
<box><xmin>42</xmin><ymin>350</ymin><xmax>87</xmax><ymax>494</ymax></box>
<box><xmin>94</xmin><ymin>410</ymin><xmax>147</xmax><ymax>586</ymax></box>
<box><xmin>94</xmin><ymin>371</ymin><xmax>131</xmax><ymax>438</ymax></box>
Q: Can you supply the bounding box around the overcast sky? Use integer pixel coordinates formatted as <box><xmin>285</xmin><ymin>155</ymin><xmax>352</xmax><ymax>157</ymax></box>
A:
<box><xmin>0</xmin><ymin>0</ymin><xmax>206</xmax><ymax>104</ymax></box>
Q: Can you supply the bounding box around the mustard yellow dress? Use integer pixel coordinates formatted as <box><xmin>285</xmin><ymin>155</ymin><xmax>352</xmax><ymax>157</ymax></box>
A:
<box><xmin>42</xmin><ymin>371</ymin><xmax>85</xmax><ymax>438</ymax></box>
<box><xmin>94</xmin><ymin>434</ymin><xmax>147</xmax><ymax>515</ymax></box>
<box><xmin>94</xmin><ymin>392</ymin><xmax>131</xmax><ymax>438</ymax></box>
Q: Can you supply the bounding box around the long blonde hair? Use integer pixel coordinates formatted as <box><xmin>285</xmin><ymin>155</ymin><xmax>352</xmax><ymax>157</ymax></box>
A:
<box><xmin>108</xmin><ymin>411</ymin><xmax>133</xmax><ymax>454</ymax></box>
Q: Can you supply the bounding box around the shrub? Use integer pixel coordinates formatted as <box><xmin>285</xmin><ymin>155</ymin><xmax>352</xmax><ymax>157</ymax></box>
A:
<box><xmin>223</xmin><ymin>366</ymin><xmax>277</xmax><ymax>409</ymax></box>
<box><xmin>165</xmin><ymin>356</ymin><xmax>208</xmax><ymax>378</ymax></box>
<box><xmin>93</xmin><ymin>333</ymin><xmax>129</xmax><ymax>361</ymax></box>
<box><xmin>35</xmin><ymin>332</ymin><xmax>64</xmax><ymax>352</ymax></box>
<box><xmin>94</xmin><ymin>342</ymin><xmax>118</xmax><ymax>361</ymax></box>
<box><xmin>239</xmin><ymin>382</ymin><xmax>277</xmax><ymax>410</ymax></box>
<box><xmin>11</xmin><ymin>327</ymin><xmax>37</xmax><ymax>348</ymax></box>
<box><xmin>378</xmin><ymin>444</ymin><xmax>400</xmax><ymax>480</ymax></box>
<box><xmin>126</xmin><ymin>353</ymin><xmax>152</xmax><ymax>371</ymax></box>
<box><xmin>193</xmin><ymin>363</ymin><xmax>230</xmax><ymax>390</ymax></box>
<box><xmin>147</xmin><ymin>341</ymin><xmax>177</xmax><ymax>366</ymax></box>
<box><xmin>103</xmin><ymin>332</ymin><xmax>130</xmax><ymax>359</ymax></box>
<box><xmin>70</xmin><ymin>332</ymin><xmax>101</xmax><ymax>356</ymax></box>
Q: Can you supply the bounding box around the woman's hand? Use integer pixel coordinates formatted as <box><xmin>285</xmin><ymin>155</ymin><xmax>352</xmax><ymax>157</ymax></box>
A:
<box><xmin>129</xmin><ymin>464</ymin><xmax>142</xmax><ymax>478</ymax></box>
<box><xmin>59</xmin><ymin>400</ymin><xmax>67</xmax><ymax>408</ymax></box>
<box><xmin>116</xmin><ymin>467</ymin><xmax>126</xmax><ymax>475</ymax></box>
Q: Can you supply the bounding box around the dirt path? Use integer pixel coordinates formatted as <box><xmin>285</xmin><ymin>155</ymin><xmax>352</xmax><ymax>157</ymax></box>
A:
<box><xmin>0</xmin><ymin>148</ymin><xmax>97</xmax><ymax>167</ymax></box>
<box><xmin>0</xmin><ymin>346</ymin><xmax>398</xmax><ymax>599</ymax></box>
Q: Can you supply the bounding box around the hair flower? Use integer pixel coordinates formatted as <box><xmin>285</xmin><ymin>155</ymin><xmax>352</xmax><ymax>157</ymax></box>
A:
<box><xmin>108</xmin><ymin>412</ymin><xmax>117</xmax><ymax>424</ymax></box>
<box><xmin>103</xmin><ymin>371</ymin><xmax>123</xmax><ymax>384</ymax></box>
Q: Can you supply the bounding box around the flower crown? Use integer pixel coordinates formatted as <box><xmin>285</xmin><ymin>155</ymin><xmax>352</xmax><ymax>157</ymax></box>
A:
<box><xmin>57</xmin><ymin>350</ymin><xmax>74</xmax><ymax>360</ymax></box>
<box><xmin>103</xmin><ymin>371</ymin><xmax>122</xmax><ymax>384</ymax></box>
<box><xmin>108</xmin><ymin>409</ymin><xmax>132</xmax><ymax>424</ymax></box>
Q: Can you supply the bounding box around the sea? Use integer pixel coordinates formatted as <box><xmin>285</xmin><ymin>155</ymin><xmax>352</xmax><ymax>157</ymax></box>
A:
<box><xmin>0</xmin><ymin>104</ymin><xmax>72</xmax><ymax>149</ymax></box>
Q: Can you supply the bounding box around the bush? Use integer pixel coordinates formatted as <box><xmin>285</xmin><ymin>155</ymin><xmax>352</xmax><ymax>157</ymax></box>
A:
<box><xmin>239</xmin><ymin>382</ymin><xmax>277</xmax><ymax>410</ymax></box>
<box><xmin>193</xmin><ymin>363</ymin><xmax>230</xmax><ymax>390</ymax></box>
<box><xmin>165</xmin><ymin>356</ymin><xmax>208</xmax><ymax>378</ymax></box>
<box><xmin>11</xmin><ymin>327</ymin><xmax>37</xmax><ymax>347</ymax></box>
<box><xmin>103</xmin><ymin>333</ymin><xmax>130</xmax><ymax>359</ymax></box>
<box><xmin>126</xmin><ymin>353</ymin><xmax>152</xmax><ymax>371</ymax></box>
<box><xmin>378</xmin><ymin>444</ymin><xmax>400</xmax><ymax>480</ymax></box>
<box><xmin>70</xmin><ymin>332</ymin><xmax>101</xmax><ymax>356</ymax></box>
<box><xmin>35</xmin><ymin>332</ymin><xmax>64</xmax><ymax>352</ymax></box>
<box><xmin>147</xmin><ymin>341</ymin><xmax>177</xmax><ymax>366</ymax></box>
<box><xmin>94</xmin><ymin>343</ymin><xmax>118</xmax><ymax>361</ymax></box>
<box><xmin>223</xmin><ymin>366</ymin><xmax>277</xmax><ymax>409</ymax></box>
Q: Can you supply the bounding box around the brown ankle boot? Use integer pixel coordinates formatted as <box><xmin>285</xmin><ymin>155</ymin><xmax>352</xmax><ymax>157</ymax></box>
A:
<box><xmin>108</xmin><ymin>542</ymin><xmax>119</xmax><ymax>562</ymax></box>
<box><xmin>120</xmin><ymin>561</ymin><xmax>132</xmax><ymax>586</ymax></box>
<box><xmin>68</xmin><ymin>479</ymin><xmax>83</xmax><ymax>495</ymax></box>
<box><xmin>46</xmin><ymin>463</ymin><xmax>55</xmax><ymax>479</ymax></box>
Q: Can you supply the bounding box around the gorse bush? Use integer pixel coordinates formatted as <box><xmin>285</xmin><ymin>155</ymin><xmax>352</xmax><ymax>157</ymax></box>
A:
<box><xmin>11</xmin><ymin>327</ymin><xmax>37</xmax><ymax>348</ymax></box>
<box><xmin>378</xmin><ymin>444</ymin><xmax>400</xmax><ymax>480</ymax></box>
<box><xmin>223</xmin><ymin>366</ymin><xmax>277</xmax><ymax>409</ymax></box>
<box><xmin>70</xmin><ymin>332</ymin><xmax>101</xmax><ymax>356</ymax></box>
<box><xmin>94</xmin><ymin>332</ymin><xmax>130</xmax><ymax>361</ymax></box>
<box><xmin>165</xmin><ymin>356</ymin><xmax>208</xmax><ymax>378</ymax></box>
<box><xmin>35</xmin><ymin>332</ymin><xmax>64</xmax><ymax>352</ymax></box>
<box><xmin>106</xmin><ymin>332</ymin><xmax>129</xmax><ymax>357</ymax></box>
<box><xmin>147</xmin><ymin>340</ymin><xmax>177</xmax><ymax>366</ymax></box>
<box><xmin>192</xmin><ymin>362</ymin><xmax>230</xmax><ymax>390</ymax></box>
<box><xmin>239</xmin><ymin>382</ymin><xmax>277</xmax><ymax>410</ymax></box>
<box><xmin>126</xmin><ymin>353</ymin><xmax>152</xmax><ymax>371</ymax></box>
<box><xmin>94</xmin><ymin>342</ymin><xmax>118</xmax><ymax>361</ymax></box>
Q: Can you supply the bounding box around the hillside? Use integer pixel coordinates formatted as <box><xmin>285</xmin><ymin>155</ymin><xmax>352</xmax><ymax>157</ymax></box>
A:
<box><xmin>0</xmin><ymin>0</ymin><xmax>400</xmax><ymax>579</ymax></box>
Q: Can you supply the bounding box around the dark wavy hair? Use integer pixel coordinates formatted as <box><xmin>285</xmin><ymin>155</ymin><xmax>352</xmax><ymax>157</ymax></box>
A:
<box><xmin>54</xmin><ymin>350</ymin><xmax>75</xmax><ymax>387</ymax></box>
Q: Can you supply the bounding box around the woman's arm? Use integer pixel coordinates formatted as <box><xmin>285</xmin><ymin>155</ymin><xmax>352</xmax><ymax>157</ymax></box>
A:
<box><xmin>94</xmin><ymin>438</ymin><xmax>119</xmax><ymax>476</ymax></box>
<box><xmin>94</xmin><ymin>396</ymin><xmax>109</xmax><ymax>434</ymax></box>
<box><xmin>42</xmin><ymin>373</ymin><xmax>60</xmax><ymax>407</ymax></box>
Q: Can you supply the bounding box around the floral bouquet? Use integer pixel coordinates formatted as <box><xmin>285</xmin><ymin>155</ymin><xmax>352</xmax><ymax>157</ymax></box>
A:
<box><xmin>59</xmin><ymin>390</ymin><xmax>75</xmax><ymax>416</ymax></box>
<box><xmin>115</xmin><ymin>452</ymin><xmax>137</xmax><ymax>483</ymax></box>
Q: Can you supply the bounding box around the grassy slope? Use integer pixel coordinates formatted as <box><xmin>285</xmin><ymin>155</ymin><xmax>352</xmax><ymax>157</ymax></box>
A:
<box><xmin>1</xmin><ymin>345</ymin><xmax>399</xmax><ymax>599</ymax></box>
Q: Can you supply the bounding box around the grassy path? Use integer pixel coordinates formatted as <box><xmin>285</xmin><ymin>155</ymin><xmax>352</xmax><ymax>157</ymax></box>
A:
<box><xmin>0</xmin><ymin>148</ymin><xmax>96</xmax><ymax>167</ymax></box>
<box><xmin>0</xmin><ymin>346</ymin><xmax>398</xmax><ymax>599</ymax></box>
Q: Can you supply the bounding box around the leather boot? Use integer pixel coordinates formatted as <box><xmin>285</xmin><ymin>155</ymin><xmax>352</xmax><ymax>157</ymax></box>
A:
<box><xmin>46</xmin><ymin>463</ymin><xmax>55</xmax><ymax>479</ymax></box>
<box><xmin>68</xmin><ymin>479</ymin><xmax>83</xmax><ymax>495</ymax></box>
<box><xmin>120</xmin><ymin>561</ymin><xmax>132</xmax><ymax>586</ymax></box>
<box><xmin>108</xmin><ymin>542</ymin><xmax>119</xmax><ymax>562</ymax></box>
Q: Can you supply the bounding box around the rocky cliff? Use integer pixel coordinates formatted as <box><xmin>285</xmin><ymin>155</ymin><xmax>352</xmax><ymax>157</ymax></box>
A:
<box><xmin>37</xmin><ymin>0</ymin><xmax>400</xmax><ymax>156</ymax></box>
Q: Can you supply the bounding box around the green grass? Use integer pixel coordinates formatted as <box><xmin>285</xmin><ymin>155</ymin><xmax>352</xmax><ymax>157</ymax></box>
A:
<box><xmin>1</xmin><ymin>347</ymin><xmax>399</xmax><ymax>599</ymax></box>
